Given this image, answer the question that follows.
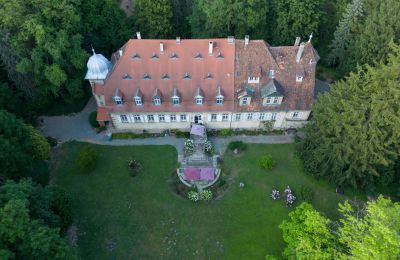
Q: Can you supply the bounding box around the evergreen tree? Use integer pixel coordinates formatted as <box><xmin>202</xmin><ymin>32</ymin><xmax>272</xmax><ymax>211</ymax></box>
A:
<box><xmin>299</xmin><ymin>43</ymin><xmax>400</xmax><ymax>188</ymax></box>
<box><xmin>0</xmin><ymin>0</ymin><xmax>88</xmax><ymax>101</ymax></box>
<box><xmin>133</xmin><ymin>0</ymin><xmax>174</xmax><ymax>39</ymax></box>
<box><xmin>327</xmin><ymin>0</ymin><xmax>365</xmax><ymax>65</ymax></box>
<box><xmin>171</xmin><ymin>0</ymin><xmax>193</xmax><ymax>38</ymax></box>
<box><xmin>272</xmin><ymin>0</ymin><xmax>322</xmax><ymax>45</ymax></box>
<box><xmin>189</xmin><ymin>0</ymin><xmax>269</xmax><ymax>39</ymax></box>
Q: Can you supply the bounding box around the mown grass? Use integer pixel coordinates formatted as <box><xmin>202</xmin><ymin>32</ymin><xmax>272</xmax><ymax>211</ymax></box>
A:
<box><xmin>54</xmin><ymin>142</ymin><xmax>352</xmax><ymax>259</ymax></box>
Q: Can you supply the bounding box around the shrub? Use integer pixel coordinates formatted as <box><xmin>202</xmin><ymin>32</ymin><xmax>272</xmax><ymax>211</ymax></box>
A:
<box><xmin>77</xmin><ymin>146</ymin><xmax>98</xmax><ymax>172</ymax></box>
<box><xmin>228</xmin><ymin>141</ymin><xmax>247</xmax><ymax>151</ymax></box>
<box><xmin>113</xmin><ymin>132</ymin><xmax>143</xmax><ymax>139</ymax></box>
<box><xmin>175</xmin><ymin>130</ymin><xmax>190</xmax><ymax>138</ymax></box>
<box><xmin>200</xmin><ymin>190</ymin><xmax>213</xmax><ymax>201</ymax></box>
<box><xmin>219</xmin><ymin>128</ymin><xmax>233</xmax><ymax>137</ymax></box>
<box><xmin>205</xmin><ymin>140</ymin><xmax>214</xmax><ymax>156</ymax></box>
<box><xmin>184</xmin><ymin>139</ymin><xmax>194</xmax><ymax>154</ymax></box>
<box><xmin>297</xmin><ymin>186</ymin><xmax>314</xmax><ymax>202</ymax></box>
<box><xmin>258</xmin><ymin>155</ymin><xmax>276</xmax><ymax>170</ymax></box>
<box><xmin>128</xmin><ymin>159</ymin><xmax>143</xmax><ymax>177</ymax></box>
<box><xmin>28</xmin><ymin>126</ymin><xmax>51</xmax><ymax>160</ymax></box>
<box><xmin>88</xmin><ymin>111</ymin><xmax>99</xmax><ymax>128</ymax></box>
<box><xmin>187</xmin><ymin>191</ymin><xmax>199</xmax><ymax>202</ymax></box>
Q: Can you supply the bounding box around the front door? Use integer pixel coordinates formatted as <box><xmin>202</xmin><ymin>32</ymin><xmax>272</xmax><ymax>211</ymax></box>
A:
<box><xmin>194</xmin><ymin>115</ymin><xmax>202</xmax><ymax>124</ymax></box>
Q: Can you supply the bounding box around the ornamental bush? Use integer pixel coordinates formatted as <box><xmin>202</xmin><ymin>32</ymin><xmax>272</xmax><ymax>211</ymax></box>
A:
<box><xmin>187</xmin><ymin>191</ymin><xmax>199</xmax><ymax>202</ymax></box>
<box><xmin>258</xmin><ymin>155</ymin><xmax>276</xmax><ymax>170</ymax></box>
<box><xmin>77</xmin><ymin>146</ymin><xmax>98</xmax><ymax>173</ymax></box>
<box><xmin>128</xmin><ymin>159</ymin><xmax>143</xmax><ymax>177</ymax></box>
<box><xmin>228</xmin><ymin>141</ymin><xmax>247</xmax><ymax>151</ymax></box>
<box><xmin>88</xmin><ymin>111</ymin><xmax>99</xmax><ymax>128</ymax></box>
<box><xmin>184</xmin><ymin>139</ymin><xmax>194</xmax><ymax>154</ymax></box>
<box><xmin>204</xmin><ymin>140</ymin><xmax>214</xmax><ymax>155</ymax></box>
<box><xmin>200</xmin><ymin>190</ymin><xmax>213</xmax><ymax>201</ymax></box>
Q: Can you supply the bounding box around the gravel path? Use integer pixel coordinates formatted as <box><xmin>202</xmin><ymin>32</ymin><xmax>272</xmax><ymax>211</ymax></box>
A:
<box><xmin>39</xmin><ymin>98</ymin><xmax>294</xmax><ymax>154</ymax></box>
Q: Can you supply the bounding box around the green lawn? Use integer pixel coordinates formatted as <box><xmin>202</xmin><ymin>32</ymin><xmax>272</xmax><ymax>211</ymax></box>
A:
<box><xmin>54</xmin><ymin>142</ymin><xmax>351</xmax><ymax>259</ymax></box>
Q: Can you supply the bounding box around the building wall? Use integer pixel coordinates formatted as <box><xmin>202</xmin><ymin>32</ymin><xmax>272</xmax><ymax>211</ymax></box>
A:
<box><xmin>110</xmin><ymin>110</ymin><xmax>310</xmax><ymax>132</ymax></box>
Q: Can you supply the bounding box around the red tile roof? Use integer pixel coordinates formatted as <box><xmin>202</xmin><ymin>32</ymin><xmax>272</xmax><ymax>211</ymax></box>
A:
<box><xmin>96</xmin><ymin>107</ymin><xmax>110</xmax><ymax>121</ymax></box>
<box><xmin>95</xmin><ymin>39</ymin><xmax>235</xmax><ymax>113</ymax></box>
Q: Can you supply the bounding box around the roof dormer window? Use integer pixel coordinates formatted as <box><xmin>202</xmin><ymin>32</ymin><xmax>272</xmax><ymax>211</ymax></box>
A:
<box><xmin>151</xmin><ymin>52</ymin><xmax>159</xmax><ymax>59</ymax></box>
<box><xmin>216</xmin><ymin>86</ymin><xmax>224</xmax><ymax>105</ymax></box>
<box><xmin>122</xmin><ymin>73</ymin><xmax>132</xmax><ymax>80</ymax></box>
<box><xmin>296</xmin><ymin>75</ymin><xmax>303</xmax><ymax>82</ymax></box>
<box><xmin>153</xmin><ymin>97</ymin><xmax>161</xmax><ymax>106</ymax></box>
<box><xmin>162</xmin><ymin>73</ymin><xmax>170</xmax><ymax>80</ymax></box>
<box><xmin>132</xmin><ymin>53</ymin><xmax>140</xmax><ymax>59</ymax></box>
<box><xmin>194</xmin><ymin>87</ymin><xmax>204</xmax><ymax>105</ymax></box>
<box><xmin>217</xmin><ymin>52</ymin><xmax>224</xmax><ymax>59</ymax></box>
<box><xmin>194</xmin><ymin>52</ymin><xmax>202</xmax><ymax>59</ymax></box>
<box><xmin>269</xmin><ymin>69</ymin><xmax>275</xmax><ymax>79</ymax></box>
<box><xmin>195</xmin><ymin>97</ymin><xmax>203</xmax><ymax>105</ymax></box>
<box><xmin>143</xmin><ymin>73</ymin><xmax>151</xmax><ymax>80</ymax></box>
<box><xmin>170</xmin><ymin>52</ymin><xmax>178</xmax><ymax>59</ymax></box>
<box><xmin>183</xmin><ymin>72</ymin><xmax>191</xmax><ymax>80</ymax></box>
<box><xmin>114</xmin><ymin>96</ymin><xmax>122</xmax><ymax>105</ymax></box>
<box><xmin>134</xmin><ymin>96</ymin><xmax>142</xmax><ymax>106</ymax></box>
<box><xmin>205</xmin><ymin>73</ymin><xmax>213</xmax><ymax>79</ymax></box>
<box><xmin>171</xmin><ymin>88</ymin><xmax>180</xmax><ymax>105</ymax></box>
<box><xmin>248</xmin><ymin>76</ymin><xmax>260</xmax><ymax>84</ymax></box>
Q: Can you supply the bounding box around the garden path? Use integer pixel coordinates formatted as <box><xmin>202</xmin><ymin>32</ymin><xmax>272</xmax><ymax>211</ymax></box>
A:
<box><xmin>39</xmin><ymin>97</ymin><xmax>294</xmax><ymax>154</ymax></box>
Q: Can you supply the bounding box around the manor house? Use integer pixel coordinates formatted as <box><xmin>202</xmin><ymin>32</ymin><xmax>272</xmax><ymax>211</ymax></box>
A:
<box><xmin>85</xmin><ymin>33</ymin><xmax>319</xmax><ymax>131</ymax></box>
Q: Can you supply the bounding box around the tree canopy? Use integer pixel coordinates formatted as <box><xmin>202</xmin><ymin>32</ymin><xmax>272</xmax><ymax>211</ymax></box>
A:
<box><xmin>279</xmin><ymin>197</ymin><xmax>400</xmax><ymax>259</ymax></box>
<box><xmin>299</xmin><ymin>43</ymin><xmax>400</xmax><ymax>188</ymax></box>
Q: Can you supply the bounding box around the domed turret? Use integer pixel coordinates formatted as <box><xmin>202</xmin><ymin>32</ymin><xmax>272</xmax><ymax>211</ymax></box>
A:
<box><xmin>84</xmin><ymin>48</ymin><xmax>112</xmax><ymax>81</ymax></box>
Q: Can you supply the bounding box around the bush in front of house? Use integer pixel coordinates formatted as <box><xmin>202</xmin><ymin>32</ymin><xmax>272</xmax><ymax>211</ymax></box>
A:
<box><xmin>128</xmin><ymin>159</ymin><xmax>143</xmax><ymax>177</ymax></box>
<box><xmin>205</xmin><ymin>140</ymin><xmax>214</xmax><ymax>156</ymax></box>
<box><xmin>88</xmin><ymin>111</ymin><xmax>99</xmax><ymax>128</ymax></box>
<box><xmin>200</xmin><ymin>190</ymin><xmax>213</xmax><ymax>201</ymax></box>
<box><xmin>188</xmin><ymin>191</ymin><xmax>199</xmax><ymax>202</ymax></box>
<box><xmin>77</xmin><ymin>146</ymin><xmax>98</xmax><ymax>173</ymax></box>
<box><xmin>219</xmin><ymin>128</ymin><xmax>233</xmax><ymax>137</ymax></box>
<box><xmin>258</xmin><ymin>155</ymin><xmax>276</xmax><ymax>170</ymax></box>
<box><xmin>184</xmin><ymin>139</ymin><xmax>194</xmax><ymax>154</ymax></box>
<box><xmin>297</xmin><ymin>186</ymin><xmax>314</xmax><ymax>203</ymax></box>
<box><xmin>228</xmin><ymin>141</ymin><xmax>247</xmax><ymax>152</ymax></box>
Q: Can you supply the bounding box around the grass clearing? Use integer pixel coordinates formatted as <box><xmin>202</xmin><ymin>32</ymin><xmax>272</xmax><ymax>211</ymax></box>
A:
<box><xmin>54</xmin><ymin>142</ymin><xmax>353</xmax><ymax>259</ymax></box>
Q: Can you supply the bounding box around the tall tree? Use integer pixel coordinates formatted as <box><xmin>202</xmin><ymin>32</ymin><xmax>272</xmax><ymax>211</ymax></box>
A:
<box><xmin>171</xmin><ymin>0</ymin><xmax>193</xmax><ymax>38</ymax></box>
<box><xmin>133</xmin><ymin>0</ymin><xmax>173</xmax><ymax>39</ymax></box>
<box><xmin>299</xmin><ymin>43</ymin><xmax>400</xmax><ymax>188</ymax></box>
<box><xmin>326</xmin><ymin>0</ymin><xmax>365</xmax><ymax>65</ymax></box>
<box><xmin>272</xmin><ymin>0</ymin><xmax>322</xmax><ymax>45</ymax></box>
<box><xmin>0</xmin><ymin>110</ymin><xmax>50</xmax><ymax>181</ymax></box>
<box><xmin>0</xmin><ymin>0</ymin><xmax>87</xmax><ymax>101</ymax></box>
<box><xmin>189</xmin><ymin>0</ymin><xmax>269</xmax><ymax>39</ymax></box>
<box><xmin>279</xmin><ymin>197</ymin><xmax>400</xmax><ymax>259</ymax></box>
<box><xmin>80</xmin><ymin>0</ymin><xmax>133</xmax><ymax>57</ymax></box>
<box><xmin>334</xmin><ymin>0</ymin><xmax>400</xmax><ymax>76</ymax></box>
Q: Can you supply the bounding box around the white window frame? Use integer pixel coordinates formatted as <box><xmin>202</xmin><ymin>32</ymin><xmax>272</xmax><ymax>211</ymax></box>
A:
<box><xmin>170</xmin><ymin>114</ymin><xmax>177</xmax><ymax>122</ymax></box>
<box><xmin>292</xmin><ymin>111</ymin><xmax>300</xmax><ymax>119</ymax></box>
<box><xmin>158</xmin><ymin>114</ymin><xmax>165</xmax><ymax>122</ymax></box>
<box><xmin>180</xmin><ymin>114</ymin><xmax>187</xmax><ymax>122</ymax></box>
<box><xmin>222</xmin><ymin>113</ymin><xmax>229</xmax><ymax>121</ymax></box>
<box><xmin>234</xmin><ymin>113</ymin><xmax>241</xmax><ymax>121</ymax></box>
<box><xmin>247</xmin><ymin>77</ymin><xmax>260</xmax><ymax>84</ymax></box>
<box><xmin>271</xmin><ymin>112</ymin><xmax>277</xmax><ymax>121</ymax></box>
<box><xmin>153</xmin><ymin>97</ymin><xmax>161</xmax><ymax>106</ymax></box>
<box><xmin>133</xmin><ymin>115</ymin><xmax>141</xmax><ymax>122</ymax></box>
<box><xmin>296</xmin><ymin>76</ymin><xmax>303</xmax><ymax>82</ymax></box>
<box><xmin>172</xmin><ymin>97</ymin><xmax>180</xmax><ymax>105</ymax></box>
<box><xmin>134</xmin><ymin>96</ymin><xmax>142</xmax><ymax>106</ymax></box>
<box><xmin>211</xmin><ymin>114</ymin><xmax>217</xmax><ymax>121</ymax></box>
<box><xmin>273</xmin><ymin>97</ymin><xmax>279</xmax><ymax>104</ymax></box>
<box><xmin>216</xmin><ymin>96</ymin><xmax>224</xmax><ymax>105</ymax></box>
<box><xmin>247</xmin><ymin>113</ymin><xmax>253</xmax><ymax>120</ymax></box>
<box><xmin>266</xmin><ymin>97</ymin><xmax>272</xmax><ymax>104</ymax></box>
<box><xmin>195</xmin><ymin>97</ymin><xmax>203</xmax><ymax>105</ymax></box>
<box><xmin>114</xmin><ymin>96</ymin><xmax>122</xmax><ymax>105</ymax></box>
<box><xmin>242</xmin><ymin>97</ymin><xmax>249</xmax><ymax>105</ymax></box>
<box><xmin>120</xmin><ymin>114</ymin><xmax>128</xmax><ymax>123</ymax></box>
<box><xmin>147</xmin><ymin>115</ymin><xmax>154</xmax><ymax>122</ymax></box>
<box><xmin>259</xmin><ymin>113</ymin><xmax>265</xmax><ymax>120</ymax></box>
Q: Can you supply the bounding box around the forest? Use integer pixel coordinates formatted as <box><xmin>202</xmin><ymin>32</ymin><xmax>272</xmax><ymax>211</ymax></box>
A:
<box><xmin>0</xmin><ymin>0</ymin><xmax>399</xmax><ymax>258</ymax></box>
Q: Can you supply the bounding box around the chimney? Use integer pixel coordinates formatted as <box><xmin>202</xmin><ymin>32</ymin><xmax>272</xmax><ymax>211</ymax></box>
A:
<box><xmin>176</xmin><ymin>37</ymin><xmax>181</xmax><ymax>44</ymax></box>
<box><xmin>208</xmin><ymin>41</ymin><xmax>213</xmax><ymax>55</ymax></box>
<box><xmin>245</xmin><ymin>35</ymin><xmax>250</xmax><ymax>46</ymax></box>
<box><xmin>296</xmin><ymin>43</ymin><xmax>305</xmax><ymax>63</ymax></box>
<box><xmin>228</xmin><ymin>36</ymin><xmax>235</xmax><ymax>44</ymax></box>
<box><xmin>118</xmin><ymin>49</ymin><xmax>123</xmax><ymax>57</ymax></box>
<box><xmin>136</xmin><ymin>32</ymin><xmax>141</xmax><ymax>39</ymax></box>
<box><xmin>160</xmin><ymin>42</ymin><xmax>164</xmax><ymax>53</ymax></box>
<box><xmin>294</xmin><ymin>37</ymin><xmax>300</xmax><ymax>46</ymax></box>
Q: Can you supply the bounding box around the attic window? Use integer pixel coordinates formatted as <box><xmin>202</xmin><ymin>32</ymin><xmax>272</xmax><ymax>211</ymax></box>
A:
<box><xmin>183</xmin><ymin>72</ymin><xmax>191</xmax><ymax>80</ymax></box>
<box><xmin>143</xmin><ymin>73</ymin><xmax>151</xmax><ymax>80</ymax></box>
<box><xmin>194</xmin><ymin>52</ymin><xmax>202</xmax><ymax>59</ymax></box>
<box><xmin>122</xmin><ymin>73</ymin><xmax>132</xmax><ymax>80</ymax></box>
<box><xmin>113</xmin><ymin>96</ymin><xmax>122</xmax><ymax>105</ymax></box>
<box><xmin>296</xmin><ymin>75</ymin><xmax>303</xmax><ymax>82</ymax></box>
<box><xmin>269</xmin><ymin>69</ymin><xmax>275</xmax><ymax>79</ymax></box>
<box><xmin>151</xmin><ymin>52</ymin><xmax>159</xmax><ymax>59</ymax></box>
<box><xmin>217</xmin><ymin>52</ymin><xmax>224</xmax><ymax>59</ymax></box>
<box><xmin>132</xmin><ymin>53</ymin><xmax>140</xmax><ymax>59</ymax></box>
<box><xmin>170</xmin><ymin>52</ymin><xmax>178</xmax><ymax>59</ymax></box>
<box><xmin>161</xmin><ymin>73</ymin><xmax>169</xmax><ymax>80</ymax></box>
<box><xmin>205</xmin><ymin>73</ymin><xmax>213</xmax><ymax>79</ymax></box>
